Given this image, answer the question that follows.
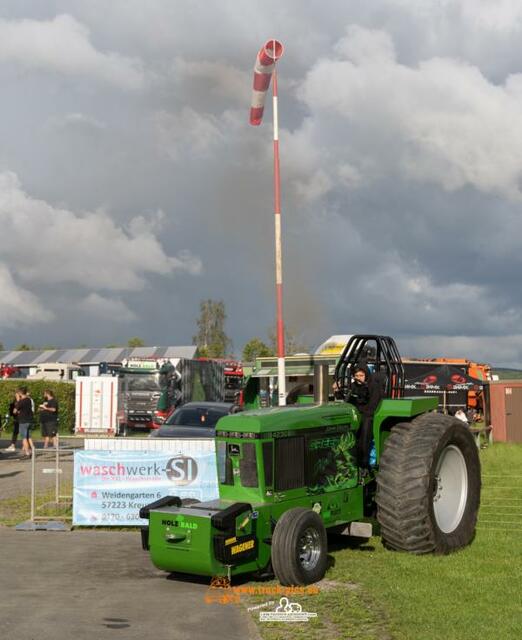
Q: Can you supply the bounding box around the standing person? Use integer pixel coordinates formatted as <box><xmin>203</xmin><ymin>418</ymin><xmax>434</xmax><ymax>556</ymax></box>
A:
<box><xmin>4</xmin><ymin>391</ymin><xmax>21</xmax><ymax>451</ymax></box>
<box><xmin>14</xmin><ymin>387</ymin><xmax>34</xmax><ymax>458</ymax></box>
<box><xmin>27</xmin><ymin>390</ymin><xmax>35</xmax><ymax>414</ymax></box>
<box><xmin>39</xmin><ymin>389</ymin><xmax>59</xmax><ymax>449</ymax></box>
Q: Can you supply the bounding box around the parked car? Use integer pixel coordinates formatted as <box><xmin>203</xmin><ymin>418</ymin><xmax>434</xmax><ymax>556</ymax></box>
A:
<box><xmin>149</xmin><ymin>402</ymin><xmax>241</xmax><ymax>438</ymax></box>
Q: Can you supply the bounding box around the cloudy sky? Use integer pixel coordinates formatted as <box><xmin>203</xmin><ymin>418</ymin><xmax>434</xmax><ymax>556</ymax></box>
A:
<box><xmin>1</xmin><ymin>1</ymin><xmax>522</xmax><ymax>365</ymax></box>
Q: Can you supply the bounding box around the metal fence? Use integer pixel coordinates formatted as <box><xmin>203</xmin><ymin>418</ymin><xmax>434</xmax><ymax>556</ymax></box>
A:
<box><xmin>18</xmin><ymin>435</ymin><xmax>216</xmax><ymax>530</ymax></box>
<box><xmin>83</xmin><ymin>436</ymin><xmax>215</xmax><ymax>454</ymax></box>
<box><xmin>478</xmin><ymin>474</ymin><xmax>522</xmax><ymax>533</ymax></box>
<box><xmin>19</xmin><ymin>435</ymin><xmax>84</xmax><ymax>530</ymax></box>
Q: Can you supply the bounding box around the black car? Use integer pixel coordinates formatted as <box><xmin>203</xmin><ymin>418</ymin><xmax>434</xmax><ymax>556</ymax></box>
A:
<box><xmin>149</xmin><ymin>402</ymin><xmax>241</xmax><ymax>438</ymax></box>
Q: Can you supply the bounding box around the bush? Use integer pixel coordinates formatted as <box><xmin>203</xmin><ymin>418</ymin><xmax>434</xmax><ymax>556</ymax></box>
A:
<box><xmin>0</xmin><ymin>380</ymin><xmax>76</xmax><ymax>435</ymax></box>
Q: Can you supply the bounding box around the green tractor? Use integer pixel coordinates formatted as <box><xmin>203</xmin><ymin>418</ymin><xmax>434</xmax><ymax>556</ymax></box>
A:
<box><xmin>140</xmin><ymin>335</ymin><xmax>481</xmax><ymax>585</ymax></box>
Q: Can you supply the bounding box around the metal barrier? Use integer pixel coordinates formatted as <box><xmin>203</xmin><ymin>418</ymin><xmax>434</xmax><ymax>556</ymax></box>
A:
<box><xmin>84</xmin><ymin>436</ymin><xmax>215</xmax><ymax>454</ymax></box>
<box><xmin>17</xmin><ymin>434</ymin><xmax>84</xmax><ymax>531</ymax></box>
<box><xmin>17</xmin><ymin>435</ymin><xmax>217</xmax><ymax>529</ymax></box>
<box><xmin>478</xmin><ymin>474</ymin><xmax>522</xmax><ymax>533</ymax></box>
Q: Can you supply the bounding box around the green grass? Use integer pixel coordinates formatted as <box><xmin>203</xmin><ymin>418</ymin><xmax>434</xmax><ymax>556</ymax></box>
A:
<box><xmin>246</xmin><ymin>444</ymin><xmax>522</xmax><ymax>640</ymax></box>
<box><xmin>0</xmin><ymin>484</ymin><xmax>72</xmax><ymax>527</ymax></box>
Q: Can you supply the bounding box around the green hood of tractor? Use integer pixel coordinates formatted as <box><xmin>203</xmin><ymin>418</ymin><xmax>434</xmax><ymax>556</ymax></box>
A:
<box><xmin>216</xmin><ymin>403</ymin><xmax>359</xmax><ymax>436</ymax></box>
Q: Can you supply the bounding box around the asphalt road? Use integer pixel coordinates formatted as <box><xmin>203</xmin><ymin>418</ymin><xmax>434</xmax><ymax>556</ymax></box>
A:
<box><xmin>0</xmin><ymin>528</ymin><xmax>258</xmax><ymax>640</ymax></box>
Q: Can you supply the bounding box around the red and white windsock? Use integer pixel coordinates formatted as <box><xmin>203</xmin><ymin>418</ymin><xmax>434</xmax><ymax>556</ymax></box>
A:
<box><xmin>249</xmin><ymin>39</ymin><xmax>287</xmax><ymax>406</ymax></box>
<box><xmin>249</xmin><ymin>40</ymin><xmax>284</xmax><ymax>126</ymax></box>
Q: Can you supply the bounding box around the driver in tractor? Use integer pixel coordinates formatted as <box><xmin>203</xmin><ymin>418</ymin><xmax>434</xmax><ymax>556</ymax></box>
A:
<box><xmin>348</xmin><ymin>362</ymin><xmax>385</xmax><ymax>471</ymax></box>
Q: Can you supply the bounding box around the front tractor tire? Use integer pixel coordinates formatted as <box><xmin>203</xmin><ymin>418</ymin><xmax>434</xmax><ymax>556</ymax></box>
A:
<box><xmin>376</xmin><ymin>413</ymin><xmax>481</xmax><ymax>554</ymax></box>
<box><xmin>272</xmin><ymin>508</ymin><xmax>328</xmax><ymax>586</ymax></box>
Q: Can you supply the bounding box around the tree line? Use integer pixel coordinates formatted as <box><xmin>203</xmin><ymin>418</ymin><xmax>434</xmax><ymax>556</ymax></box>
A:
<box><xmin>192</xmin><ymin>299</ymin><xmax>308</xmax><ymax>362</ymax></box>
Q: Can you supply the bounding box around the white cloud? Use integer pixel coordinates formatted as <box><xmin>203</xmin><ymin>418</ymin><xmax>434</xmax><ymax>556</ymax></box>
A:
<box><xmin>79</xmin><ymin>293</ymin><xmax>137</xmax><ymax>323</ymax></box>
<box><xmin>336</xmin><ymin>163</ymin><xmax>363</xmax><ymax>188</ymax></box>
<box><xmin>56</xmin><ymin>113</ymin><xmax>107</xmax><ymax>131</ymax></box>
<box><xmin>298</xmin><ymin>25</ymin><xmax>522</xmax><ymax>200</ymax></box>
<box><xmin>457</xmin><ymin>0</ymin><xmax>522</xmax><ymax>33</ymax></box>
<box><xmin>0</xmin><ymin>14</ymin><xmax>145</xmax><ymax>89</ymax></box>
<box><xmin>153</xmin><ymin>107</ymin><xmax>226</xmax><ymax>160</ymax></box>
<box><xmin>0</xmin><ymin>171</ymin><xmax>202</xmax><ymax>292</ymax></box>
<box><xmin>294</xmin><ymin>169</ymin><xmax>333</xmax><ymax>204</ymax></box>
<box><xmin>0</xmin><ymin>263</ymin><xmax>53</xmax><ymax>329</ymax></box>
<box><xmin>334</xmin><ymin>24</ymin><xmax>396</xmax><ymax>63</ymax></box>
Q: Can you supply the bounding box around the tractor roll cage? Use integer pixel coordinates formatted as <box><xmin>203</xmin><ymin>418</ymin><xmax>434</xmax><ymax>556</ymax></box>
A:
<box><xmin>334</xmin><ymin>335</ymin><xmax>405</xmax><ymax>400</ymax></box>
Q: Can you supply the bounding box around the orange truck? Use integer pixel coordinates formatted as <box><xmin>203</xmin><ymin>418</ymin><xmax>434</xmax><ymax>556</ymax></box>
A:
<box><xmin>402</xmin><ymin>358</ymin><xmax>491</xmax><ymax>409</ymax></box>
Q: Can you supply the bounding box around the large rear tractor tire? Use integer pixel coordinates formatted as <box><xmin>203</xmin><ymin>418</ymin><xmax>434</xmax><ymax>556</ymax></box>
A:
<box><xmin>272</xmin><ymin>508</ymin><xmax>328</xmax><ymax>586</ymax></box>
<box><xmin>376</xmin><ymin>413</ymin><xmax>481</xmax><ymax>554</ymax></box>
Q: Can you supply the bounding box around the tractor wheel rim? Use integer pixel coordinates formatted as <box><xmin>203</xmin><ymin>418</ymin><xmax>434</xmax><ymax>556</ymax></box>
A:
<box><xmin>433</xmin><ymin>444</ymin><xmax>468</xmax><ymax>534</ymax></box>
<box><xmin>298</xmin><ymin>527</ymin><xmax>321</xmax><ymax>571</ymax></box>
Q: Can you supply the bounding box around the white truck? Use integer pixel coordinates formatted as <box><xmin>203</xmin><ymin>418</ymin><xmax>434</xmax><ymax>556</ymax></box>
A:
<box><xmin>74</xmin><ymin>358</ymin><xmax>226</xmax><ymax>436</ymax></box>
<box><xmin>75</xmin><ymin>376</ymin><xmax>119</xmax><ymax>436</ymax></box>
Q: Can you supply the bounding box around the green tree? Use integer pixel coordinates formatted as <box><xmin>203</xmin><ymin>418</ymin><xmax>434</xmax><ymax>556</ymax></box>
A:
<box><xmin>193</xmin><ymin>299</ymin><xmax>231</xmax><ymax>358</ymax></box>
<box><xmin>0</xmin><ymin>341</ymin><xmax>4</xmax><ymax>351</ymax></box>
<box><xmin>268</xmin><ymin>326</ymin><xmax>309</xmax><ymax>356</ymax></box>
<box><xmin>14</xmin><ymin>343</ymin><xmax>34</xmax><ymax>351</ymax></box>
<box><xmin>127</xmin><ymin>337</ymin><xmax>145</xmax><ymax>348</ymax></box>
<box><xmin>242</xmin><ymin>338</ymin><xmax>273</xmax><ymax>363</ymax></box>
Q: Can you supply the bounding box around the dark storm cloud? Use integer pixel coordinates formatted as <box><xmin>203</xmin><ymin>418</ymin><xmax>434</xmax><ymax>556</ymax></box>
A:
<box><xmin>1</xmin><ymin>1</ymin><xmax>522</xmax><ymax>365</ymax></box>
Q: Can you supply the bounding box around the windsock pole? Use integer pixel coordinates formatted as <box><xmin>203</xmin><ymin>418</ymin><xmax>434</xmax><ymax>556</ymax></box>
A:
<box><xmin>272</xmin><ymin>67</ymin><xmax>286</xmax><ymax>406</ymax></box>
<box><xmin>250</xmin><ymin>39</ymin><xmax>286</xmax><ymax>406</ymax></box>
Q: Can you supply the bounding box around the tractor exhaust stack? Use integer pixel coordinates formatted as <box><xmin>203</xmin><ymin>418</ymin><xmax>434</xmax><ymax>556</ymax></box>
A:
<box><xmin>314</xmin><ymin>364</ymin><xmax>330</xmax><ymax>405</ymax></box>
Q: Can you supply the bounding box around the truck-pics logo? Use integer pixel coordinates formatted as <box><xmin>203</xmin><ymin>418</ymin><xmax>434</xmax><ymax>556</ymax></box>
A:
<box><xmin>259</xmin><ymin>597</ymin><xmax>318</xmax><ymax>622</ymax></box>
<box><xmin>166</xmin><ymin>456</ymin><xmax>198</xmax><ymax>485</ymax></box>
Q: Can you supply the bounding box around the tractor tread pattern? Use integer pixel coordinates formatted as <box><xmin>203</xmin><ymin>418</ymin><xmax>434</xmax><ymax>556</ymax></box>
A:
<box><xmin>376</xmin><ymin>413</ymin><xmax>480</xmax><ymax>554</ymax></box>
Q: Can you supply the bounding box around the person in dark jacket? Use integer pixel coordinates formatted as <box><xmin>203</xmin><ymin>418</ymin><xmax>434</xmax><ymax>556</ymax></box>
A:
<box><xmin>5</xmin><ymin>392</ymin><xmax>21</xmax><ymax>452</ymax></box>
<box><xmin>39</xmin><ymin>389</ymin><xmax>59</xmax><ymax>449</ymax></box>
<box><xmin>14</xmin><ymin>387</ymin><xmax>34</xmax><ymax>457</ymax></box>
<box><xmin>350</xmin><ymin>363</ymin><xmax>385</xmax><ymax>470</ymax></box>
<box><xmin>347</xmin><ymin>368</ymin><xmax>370</xmax><ymax>409</ymax></box>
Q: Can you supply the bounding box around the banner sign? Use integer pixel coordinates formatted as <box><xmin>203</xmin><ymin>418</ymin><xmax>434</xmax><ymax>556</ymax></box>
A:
<box><xmin>73</xmin><ymin>449</ymin><xmax>219</xmax><ymax>526</ymax></box>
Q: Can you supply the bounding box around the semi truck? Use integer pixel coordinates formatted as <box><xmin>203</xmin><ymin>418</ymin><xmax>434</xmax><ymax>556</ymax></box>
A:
<box><xmin>223</xmin><ymin>360</ymin><xmax>244</xmax><ymax>404</ymax></box>
<box><xmin>75</xmin><ymin>357</ymin><xmax>227</xmax><ymax>435</ymax></box>
<box><xmin>196</xmin><ymin>359</ymin><xmax>244</xmax><ymax>404</ymax></box>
